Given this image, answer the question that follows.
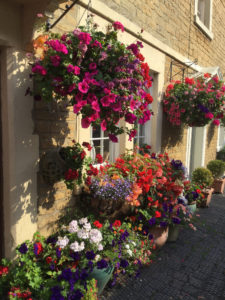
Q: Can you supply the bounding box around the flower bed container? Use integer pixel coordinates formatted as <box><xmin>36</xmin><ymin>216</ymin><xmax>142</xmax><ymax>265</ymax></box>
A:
<box><xmin>149</xmin><ymin>226</ymin><xmax>169</xmax><ymax>249</ymax></box>
<box><xmin>88</xmin><ymin>264</ymin><xmax>114</xmax><ymax>295</ymax></box>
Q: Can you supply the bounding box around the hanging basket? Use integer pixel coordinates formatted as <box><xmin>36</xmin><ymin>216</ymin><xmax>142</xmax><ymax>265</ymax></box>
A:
<box><xmin>40</xmin><ymin>148</ymin><xmax>66</xmax><ymax>184</ymax></box>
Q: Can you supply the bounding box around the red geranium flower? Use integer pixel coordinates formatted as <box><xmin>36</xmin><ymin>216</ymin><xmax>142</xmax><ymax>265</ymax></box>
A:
<box><xmin>155</xmin><ymin>211</ymin><xmax>161</xmax><ymax>218</ymax></box>
<box><xmin>93</xmin><ymin>220</ymin><xmax>103</xmax><ymax>228</ymax></box>
<box><xmin>46</xmin><ymin>257</ymin><xmax>52</xmax><ymax>264</ymax></box>
<box><xmin>112</xmin><ymin>220</ymin><xmax>121</xmax><ymax>228</ymax></box>
<box><xmin>96</xmin><ymin>154</ymin><xmax>103</xmax><ymax>164</ymax></box>
<box><xmin>0</xmin><ymin>266</ymin><xmax>9</xmax><ymax>276</ymax></box>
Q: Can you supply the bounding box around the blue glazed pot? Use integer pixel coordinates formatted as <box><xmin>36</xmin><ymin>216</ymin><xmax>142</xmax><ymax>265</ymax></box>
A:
<box><xmin>88</xmin><ymin>263</ymin><xmax>114</xmax><ymax>294</ymax></box>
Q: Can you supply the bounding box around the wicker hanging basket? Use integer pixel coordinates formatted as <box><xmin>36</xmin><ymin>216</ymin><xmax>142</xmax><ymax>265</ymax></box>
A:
<box><xmin>39</xmin><ymin>148</ymin><xmax>67</xmax><ymax>185</ymax></box>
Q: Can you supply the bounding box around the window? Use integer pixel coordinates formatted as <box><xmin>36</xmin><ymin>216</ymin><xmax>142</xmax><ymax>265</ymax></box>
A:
<box><xmin>217</xmin><ymin>125</ymin><xmax>225</xmax><ymax>152</ymax></box>
<box><xmin>134</xmin><ymin>83</ymin><xmax>153</xmax><ymax>149</ymax></box>
<box><xmin>90</xmin><ymin>125</ymin><xmax>118</xmax><ymax>163</ymax></box>
<box><xmin>194</xmin><ymin>0</ymin><xmax>213</xmax><ymax>39</ymax></box>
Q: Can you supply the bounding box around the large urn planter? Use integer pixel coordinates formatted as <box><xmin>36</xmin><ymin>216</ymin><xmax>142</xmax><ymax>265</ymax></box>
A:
<box><xmin>212</xmin><ymin>178</ymin><xmax>225</xmax><ymax>194</ymax></box>
<box><xmin>167</xmin><ymin>225</ymin><xmax>180</xmax><ymax>242</ymax></box>
<box><xmin>197</xmin><ymin>188</ymin><xmax>214</xmax><ymax>208</ymax></box>
<box><xmin>149</xmin><ymin>226</ymin><xmax>169</xmax><ymax>249</ymax></box>
<box><xmin>88</xmin><ymin>264</ymin><xmax>114</xmax><ymax>295</ymax></box>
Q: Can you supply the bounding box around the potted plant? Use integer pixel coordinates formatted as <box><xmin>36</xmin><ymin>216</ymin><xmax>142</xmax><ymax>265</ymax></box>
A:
<box><xmin>183</xmin><ymin>181</ymin><xmax>203</xmax><ymax>214</ymax></box>
<box><xmin>163</xmin><ymin>74</ymin><xmax>225</xmax><ymax>127</ymax></box>
<box><xmin>29</xmin><ymin>19</ymin><xmax>153</xmax><ymax>142</ymax></box>
<box><xmin>216</xmin><ymin>146</ymin><xmax>225</xmax><ymax>161</ymax></box>
<box><xmin>192</xmin><ymin>167</ymin><xmax>214</xmax><ymax>207</ymax></box>
<box><xmin>207</xmin><ymin>159</ymin><xmax>225</xmax><ymax>193</ymax></box>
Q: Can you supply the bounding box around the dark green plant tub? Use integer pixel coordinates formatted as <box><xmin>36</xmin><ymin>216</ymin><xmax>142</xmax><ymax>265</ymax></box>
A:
<box><xmin>167</xmin><ymin>225</ymin><xmax>180</xmax><ymax>242</ymax></box>
<box><xmin>88</xmin><ymin>264</ymin><xmax>114</xmax><ymax>294</ymax></box>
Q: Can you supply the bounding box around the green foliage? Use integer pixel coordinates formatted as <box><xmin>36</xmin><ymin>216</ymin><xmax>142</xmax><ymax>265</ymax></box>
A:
<box><xmin>192</xmin><ymin>167</ymin><xmax>213</xmax><ymax>187</ymax></box>
<box><xmin>216</xmin><ymin>146</ymin><xmax>225</xmax><ymax>161</ymax></box>
<box><xmin>207</xmin><ymin>160</ymin><xmax>225</xmax><ymax>178</ymax></box>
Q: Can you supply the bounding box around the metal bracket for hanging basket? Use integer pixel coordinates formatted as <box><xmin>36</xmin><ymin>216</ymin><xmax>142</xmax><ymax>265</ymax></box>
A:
<box><xmin>39</xmin><ymin>148</ymin><xmax>67</xmax><ymax>185</ymax></box>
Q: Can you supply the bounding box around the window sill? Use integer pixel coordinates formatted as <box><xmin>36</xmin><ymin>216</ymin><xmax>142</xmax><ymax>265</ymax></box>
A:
<box><xmin>194</xmin><ymin>15</ymin><xmax>213</xmax><ymax>40</ymax></box>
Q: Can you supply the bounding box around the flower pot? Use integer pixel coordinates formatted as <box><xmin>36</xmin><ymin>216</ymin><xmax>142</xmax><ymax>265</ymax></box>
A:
<box><xmin>197</xmin><ymin>188</ymin><xmax>214</xmax><ymax>208</ymax></box>
<box><xmin>212</xmin><ymin>178</ymin><xmax>225</xmax><ymax>194</ymax></box>
<box><xmin>187</xmin><ymin>202</ymin><xmax>197</xmax><ymax>214</ymax></box>
<box><xmin>149</xmin><ymin>226</ymin><xmax>169</xmax><ymax>249</ymax></box>
<box><xmin>88</xmin><ymin>264</ymin><xmax>114</xmax><ymax>295</ymax></box>
<box><xmin>167</xmin><ymin>225</ymin><xmax>180</xmax><ymax>242</ymax></box>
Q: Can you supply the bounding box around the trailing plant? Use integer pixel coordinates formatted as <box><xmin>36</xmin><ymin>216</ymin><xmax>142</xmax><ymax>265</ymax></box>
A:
<box><xmin>29</xmin><ymin>19</ymin><xmax>154</xmax><ymax>141</ymax></box>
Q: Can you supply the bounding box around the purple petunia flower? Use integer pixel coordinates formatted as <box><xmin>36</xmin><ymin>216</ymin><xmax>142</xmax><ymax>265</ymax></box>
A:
<box><xmin>172</xmin><ymin>217</ymin><xmax>181</xmax><ymax>225</ymax></box>
<box><xmin>160</xmin><ymin>221</ymin><xmax>168</xmax><ymax>227</ymax></box>
<box><xmin>56</xmin><ymin>247</ymin><xmax>61</xmax><ymax>259</ymax></box>
<box><xmin>97</xmin><ymin>259</ymin><xmax>108</xmax><ymax>269</ymax></box>
<box><xmin>18</xmin><ymin>243</ymin><xmax>28</xmax><ymax>254</ymax></box>
<box><xmin>148</xmin><ymin>217</ymin><xmax>156</xmax><ymax>226</ymax></box>
<box><xmin>120</xmin><ymin>259</ymin><xmax>129</xmax><ymax>268</ymax></box>
<box><xmin>86</xmin><ymin>251</ymin><xmax>96</xmax><ymax>260</ymax></box>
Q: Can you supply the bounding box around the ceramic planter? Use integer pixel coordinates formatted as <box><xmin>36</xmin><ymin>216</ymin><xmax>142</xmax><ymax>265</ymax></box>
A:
<box><xmin>167</xmin><ymin>225</ymin><xmax>180</xmax><ymax>242</ymax></box>
<box><xmin>88</xmin><ymin>263</ymin><xmax>114</xmax><ymax>295</ymax></box>
<box><xmin>212</xmin><ymin>178</ymin><xmax>225</xmax><ymax>194</ymax></box>
<box><xmin>187</xmin><ymin>202</ymin><xmax>197</xmax><ymax>214</ymax></box>
<box><xmin>149</xmin><ymin>226</ymin><xmax>169</xmax><ymax>249</ymax></box>
<box><xmin>197</xmin><ymin>188</ymin><xmax>214</xmax><ymax>208</ymax></box>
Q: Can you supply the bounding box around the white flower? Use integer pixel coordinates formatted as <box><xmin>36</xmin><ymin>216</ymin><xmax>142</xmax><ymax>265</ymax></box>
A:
<box><xmin>62</xmin><ymin>225</ymin><xmax>67</xmax><ymax>231</ymax></box>
<box><xmin>70</xmin><ymin>241</ymin><xmax>80</xmax><ymax>252</ymax></box>
<box><xmin>125</xmin><ymin>244</ymin><xmax>130</xmax><ymax>249</ymax></box>
<box><xmin>68</xmin><ymin>220</ymin><xmax>79</xmax><ymax>233</ymax></box>
<box><xmin>79</xmin><ymin>217</ymin><xmax>88</xmax><ymax>225</ymax></box>
<box><xmin>56</xmin><ymin>236</ymin><xmax>69</xmax><ymax>249</ymax></box>
<box><xmin>70</xmin><ymin>241</ymin><xmax>85</xmax><ymax>252</ymax></box>
<box><xmin>77</xmin><ymin>229</ymin><xmax>89</xmax><ymax>239</ymax></box>
<box><xmin>89</xmin><ymin>229</ymin><xmax>102</xmax><ymax>244</ymax></box>
<box><xmin>98</xmin><ymin>243</ymin><xmax>103</xmax><ymax>251</ymax></box>
<box><xmin>95</xmin><ymin>254</ymin><xmax>100</xmax><ymax>261</ymax></box>
<box><xmin>131</xmin><ymin>241</ymin><xmax>136</xmax><ymax>246</ymax></box>
<box><xmin>79</xmin><ymin>241</ymin><xmax>85</xmax><ymax>251</ymax></box>
<box><xmin>127</xmin><ymin>249</ymin><xmax>133</xmax><ymax>257</ymax></box>
<box><xmin>83</xmin><ymin>222</ymin><xmax>91</xmax><ymax>231</ymax></box>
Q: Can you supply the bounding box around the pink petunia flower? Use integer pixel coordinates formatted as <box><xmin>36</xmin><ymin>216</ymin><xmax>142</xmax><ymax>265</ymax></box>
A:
<box><xmin>89</xmin><ymin>62</ymin><xmax>97</xmax><ymax>70</ymax></box>
<box><xmin>78</xmin><ymin>80</ymin><xmax>89</xmax><ymax>94</ymax></box>
<box><xmin>81</xmin><ymin>117</ymin><xmax>91</xmax><ymax>128</ymax></box>
<box><xmin>108</xmin><ymin>134</ymin><xmax>118</xmax><ymax>143</ymax></box>
<box><xmin>112</xmin><ymin>21</ymin><xmax>125</xmax><ymax>32</ymax></box>
<box><xmin>78</xmin><ymin>32</ymin><xmax>92</xmax><ymax>45</ymax></box>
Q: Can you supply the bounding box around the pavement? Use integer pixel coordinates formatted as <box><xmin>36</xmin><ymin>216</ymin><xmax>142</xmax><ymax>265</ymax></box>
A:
<box><xmin>100</xmin><ymin>193</ymin><xmax>225</xmax><ymax>300</ymax></box>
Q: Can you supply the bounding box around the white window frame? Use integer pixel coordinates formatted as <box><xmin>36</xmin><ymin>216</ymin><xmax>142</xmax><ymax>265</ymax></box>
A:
<box><xmin>194</xmin><ymin>0</ymin><xmax>213</xmax><ymax>40</ymax></box>
<box><xmin>217</xmin><ymin>125</ymin><xmax>225</xmax><ymax>152</ymax></box>
<box><xmin>90</xmin><ymin>126</ymin><xmax>118</xmax><ymax>164</ymax></box>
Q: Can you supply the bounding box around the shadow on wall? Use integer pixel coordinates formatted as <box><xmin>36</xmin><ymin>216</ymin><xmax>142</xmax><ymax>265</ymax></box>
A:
<box><xmin>161</xmin><ymin>108</ymin><xmax>184</xmax><ymax>150</ymax></box>
<box><xmin>207</xmin><ymin>122</ymin><xmax>215</xmax><ymax>147</ymax></box>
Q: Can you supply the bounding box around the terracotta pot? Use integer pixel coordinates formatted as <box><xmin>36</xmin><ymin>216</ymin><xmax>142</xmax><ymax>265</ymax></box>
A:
<box><xmin>149</xmin><ymin>226</ymin><xmax>169</xmax><ymax>249</ymax></box>
<box><xmin>167</xmin><ymin>225</ymin><xmax>180</xmax><ymax>242</ymax></box>
<box><xmin>212</xmin><ymin>178</ymin><xmax>225</xmax><ymax>194</ymax></box>
<box><xmin>197</xmin><ymin>188</ymin><xmax>214</xmax><ymax>208</ymax></box>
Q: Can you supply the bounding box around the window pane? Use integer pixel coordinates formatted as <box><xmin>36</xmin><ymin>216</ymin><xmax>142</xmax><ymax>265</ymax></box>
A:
<box><xmin>139</xmin><ymin>137</ymin><xmax>145</xmax><ymax>148</ymax></box>
<box><xmin>92</xmin><ymin>126</ymin><xmax>101</xmax><ymax>138</ymax></box>
<box><xmin>103</xmin><ymin>139</ymin><xmax>110</xmax><ymax>161</ymax></box>
<box><xmin>139</xmin><ymin>124</ymin><xmax>145</xmax><ymax>137</ymax></box>
<box><xmin>93</xmin><ymin>140</ymin><xmax>101</xmax><ymax>156</ymax></box>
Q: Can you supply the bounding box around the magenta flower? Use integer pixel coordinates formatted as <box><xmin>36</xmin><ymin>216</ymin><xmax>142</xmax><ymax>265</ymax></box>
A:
<box><xmin>92</xmin><ymin>101</ymin><xmax>100</xmax><ymax>112</ymax></box>
<box><xmin>109</xmin><ymin>134</ymin><xmax>118</xmax><ymax>143</ymax></box>
<box><xmin>50</xmin><ymin>55</ymin><xmax>61</xmax><ymax>67</ymax></box>
<box><xmin>125</xmin><ymin>112</ymin><xmax>137</xmax><ymax>124</ymax></box>
<box><xmin>78</xmin><ymin>80</ymin><xmax>89</xmax><ymax>94</ymax></box>
<box><xmin>91</xmin><ymin>40</ymin><xmax>102</xmax><ymax>48</ymax></box>
<box><xmin>68</xmin><ymin>83</ymin><xmax>76</xmax><ymax>93</ymax></box>
<box><xmin>101</xmin><ymin>120</ymin><xmax>107</xmax><ymax>131</ymax></box>
<box><xmin>78</xmin><ymin>32</ymin><xmax>92</xmax><ymax>45</ymax></box>
<box><xmin>205</xmin><ymin>112</ymin><xmax>214</xmax><ymax>119</ymax></box>
<box><xmin>89</xmin><ymin>62</ymin><xmax>97</xmax><ymax>70</ymax></box>
<box><xmin>128</xmin><ymin>129</ymin><xmax>137</xmax><ymax>141</ymax></box>
<box><xmin>74</xmin><ymin>66</ymin><xmax>80</xmax><ymax>75</ymax></box>
<box><xmin>46</xmin><ymin>40</ymin><xmax>68</xmax><ymax>54</ymax></box>
<box><xmin>81</xmin><ymin>117</ymin><xmax>91</xmax><ymax>128</ymax></box>
<box><xmin>32</xmin><ymin>64</ymin><xmax>47</xmax><ymax>75</ymax></box>
<box><xmin>213</xmin><ymin>119</ymin><xmax>220</xmax><ymax>126</ymax></box>
<box><xmin>112</xmin><ymin>102</ymin><xmax>122</xmax><ymax>112</ymax></box>
<box><xmin>101</xmin><ymin>96</ymin><xmax>110</xmax><ymax>107</ymax></box>
<box><xmin>108</xmin><ymin>93</ymin><xmax>117</xmax><ymax>103</ymax></box>
<box><xmin>112</xmin><ymin>21</ymin><xmax>125</xmax><ymax>32</ymax></box>
<box><xmin>67</xmin><ymin>64</ymin><xmax>74</xmax><ymax>73</ymax></box>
